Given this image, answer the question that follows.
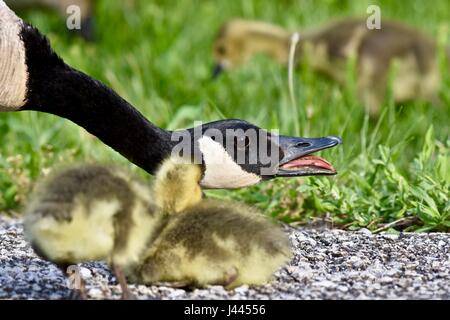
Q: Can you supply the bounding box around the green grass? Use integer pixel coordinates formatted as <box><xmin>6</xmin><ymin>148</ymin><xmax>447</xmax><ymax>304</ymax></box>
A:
<box><xmin>0</xmin><ymin>0</ymin><xmax>448</xmax><ymax>232</ymax></box>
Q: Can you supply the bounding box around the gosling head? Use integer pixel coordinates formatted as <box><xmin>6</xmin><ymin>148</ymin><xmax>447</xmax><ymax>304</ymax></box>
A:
<box><xmin>212</xmin><ymin>19</ymin><xmax>290</xmax><ymax>78</ymax></box>
<box><xmin>171</xmin><ymin>119</ymin><xmax>342</xmax><ymax>189</ymax></box>
<box><xmin>153</xmin><ymin>158</ymin><xmax>203</xmax><ymax>213</ymax></box>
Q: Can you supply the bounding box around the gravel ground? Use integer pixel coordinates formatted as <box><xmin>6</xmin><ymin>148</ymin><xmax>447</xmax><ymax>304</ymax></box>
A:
<box><xmin>0</xmin><ymin>216</ymin><xmax>449</xmax><ymax>300</ymax></box>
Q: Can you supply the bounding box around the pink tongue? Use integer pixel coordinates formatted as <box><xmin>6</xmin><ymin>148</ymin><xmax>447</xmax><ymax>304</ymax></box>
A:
<box><xmin>282</xmin><ymin>155</ymin><xmax>335</xmax><ymax>171</ymax></box>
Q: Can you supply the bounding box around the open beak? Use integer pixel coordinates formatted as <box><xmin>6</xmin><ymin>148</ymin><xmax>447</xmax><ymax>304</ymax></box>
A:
<box><xmin>276</xmin><ymin>135</ymin><xmax>342</xmax><ymax>177</ymax></box>
<box><xmin>212</xmin><ymin>63</ymin><xmax>224</xmax><ymax>79</ymax></box>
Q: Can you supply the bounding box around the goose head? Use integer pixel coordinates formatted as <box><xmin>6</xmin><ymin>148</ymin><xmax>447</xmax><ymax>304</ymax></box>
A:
<box><xmin>172</xmin><ymin>119</ymin><xmax>341</xmax><ymax>189</ymax></box>
<box><xmin>212</xmin><ymin>19</ymin><xmax>290</xmax><ymax>78</ymax></box>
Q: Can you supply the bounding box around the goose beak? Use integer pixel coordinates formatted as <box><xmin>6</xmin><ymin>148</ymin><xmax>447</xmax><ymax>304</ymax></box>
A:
<box><xmin>276</xmin><ymin>135</ymin><xmax>342</xmax><ymax>176</ymax></box>
<box><xmin>212</xmin><ymin>63</ymin><xmax>224</xmax><ymax>79</ymax></box>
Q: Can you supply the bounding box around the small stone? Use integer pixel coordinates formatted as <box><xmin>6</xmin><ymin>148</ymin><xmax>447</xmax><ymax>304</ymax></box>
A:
<box><xmin>88</xmin><ymin>288</ymin><xmax>104</xmax><ymax>299</ymax></box>
<box><xmin>437</xmin><ymin>240</ymin><xmax>446</xmax><ymax>247</ymax></box>
<box><xmin>313</xmin><ymin>280</ymin><xmax>335</xmax><ymax>288</ymax></box>
<box><xmin>379</xmin><ymin>276</ymin><xmax>393</xmax><ymax>284</ymax></box>
<box><xmin>358</xmin><ymin>228</ymin><xmax>372</xmax><ymax>236</ymax></box>
<box><xmin>234</xmin><ymin>285</ymin><xmax>249</xmax><ymax>295</ymax></box>
<box><xmin>337</xmin><ymin>285</ymin><xmax>349</xmax><ymax>292</ymax></box>
<box><xmin>79</xmin><ymin>267</ymin><xmax>92</xmax><ymax>279</ymax></box>
<box><xmin>382</xmin><ymin>233</ymin><xmax>399</xmax><ymax>240</ymax></box>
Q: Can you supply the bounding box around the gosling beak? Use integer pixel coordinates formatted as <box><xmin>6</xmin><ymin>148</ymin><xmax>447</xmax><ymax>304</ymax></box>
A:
<box><xmin>276</xmin><ymin>135</ymin><xmax>342</xmax><ymax>176</ymax></box>
<box><xmin>212</xmin><ymin>63</ymin><xmax>224</xmax><ymax>79</ymax></box>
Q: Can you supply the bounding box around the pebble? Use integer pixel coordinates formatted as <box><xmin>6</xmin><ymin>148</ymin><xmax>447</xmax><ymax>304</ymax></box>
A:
<box><xmin>358</xmin><ymin>228</ymin><xmax>372</xmax><ymax>236</ymax></box>
<box><xmin>88</xmin><ymin>288</ymin><xmax>104</xmax><ymax>299</ymax></box>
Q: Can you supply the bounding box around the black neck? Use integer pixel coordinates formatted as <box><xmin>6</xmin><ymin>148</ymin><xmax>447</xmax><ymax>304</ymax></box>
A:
<box><xmin>20</xmin><ymin>24</ymin><xmax>172</xmax><ymax>174</ymax></box>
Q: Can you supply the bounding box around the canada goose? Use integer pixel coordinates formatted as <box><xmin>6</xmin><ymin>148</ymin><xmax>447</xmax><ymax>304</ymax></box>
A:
<box><xmin>24</xmin><ymin>158</ymin><xmax>291</xmax><ymax>298</ymax></box>
<box><xmin>133</xmin><ymin>159</ymin><xmax>291</xmax><ymax>288</ymax></box>
<box><xmin>0</xmin><ymin>2</ymin><xmax>342</xmax><ymax>189</ymax></box>
<box><xmin>213</xmin><ymin>18</ymin><xmax>447</xmax><ymax>115</ymax></box>
<box><xmin>4</xmin><ymin>0</ymin><xmax>95</xmax><ymax>40</ymax></box>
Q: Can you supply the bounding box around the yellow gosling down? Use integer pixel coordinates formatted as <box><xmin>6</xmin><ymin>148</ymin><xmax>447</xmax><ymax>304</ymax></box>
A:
<box><xmin>213</xmin><ymin>18</ymin><xmax>444</xmax><ymax>115</ymax></box>
<box><xmin>24</xmin><ymin>164</ymin><xmax>160</xmax><ymax>299</ymax></box>
<box><xmin>132</xmin><ymin>199</ymin><xmax>291</xmax><ymax>288</ymax></box>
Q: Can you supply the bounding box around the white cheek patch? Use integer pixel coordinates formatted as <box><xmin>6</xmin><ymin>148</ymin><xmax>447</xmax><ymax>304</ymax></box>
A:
<box><xmin>198</xmin><ymin>136</ymin><xmax>261</xmax><ymax>189</ymax></box>
<box><xmin>0</xmin><ymin>2</ymin><xmax>28</xmax><ymax>111</ymax></box>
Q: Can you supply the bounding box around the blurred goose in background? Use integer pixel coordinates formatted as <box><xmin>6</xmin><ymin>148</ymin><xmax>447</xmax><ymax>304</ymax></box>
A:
<box><xmin>0</xmin><ymin>1</ymin><xmax>342</xmax><ymax>188</ymax></box>
<box><xmin>213</xmin><ymin>18</ymin><xmax>448</xmax><ymax>115</ymax></box>
<box><xmin>5</xmin><ymin>0</ymin><xmax>95</xmax><ymax>40</ymax></box>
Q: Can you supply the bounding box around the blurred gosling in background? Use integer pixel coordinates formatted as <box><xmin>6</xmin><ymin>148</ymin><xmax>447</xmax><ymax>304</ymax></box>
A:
<box><xmin>213</xmin><ymin>18</ymin><xmax>449</xmax><ymax>115</ymax></box>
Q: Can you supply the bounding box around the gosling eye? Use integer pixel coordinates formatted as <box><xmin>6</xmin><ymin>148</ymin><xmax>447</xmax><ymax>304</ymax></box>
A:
<box><xmin>216</xmin><ymin>45</ymin><xmax>227</xmax><ymax>55</ymax></box>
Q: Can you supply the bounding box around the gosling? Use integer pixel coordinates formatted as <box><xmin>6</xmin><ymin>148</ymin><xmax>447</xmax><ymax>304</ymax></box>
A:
<box><xmin>24</xmin><ymin>164</ymin><xmax>161</xmax><ymax>299</ymax></box>
<box><xmin>213</xmin><ymin>18</ymin><xmax>447</xmax><ymax>115</ymax></box>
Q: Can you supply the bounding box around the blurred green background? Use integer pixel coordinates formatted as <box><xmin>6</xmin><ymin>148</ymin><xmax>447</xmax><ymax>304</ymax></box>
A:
<box><xmin>0</xmin><ymin>0</ymin><xmax>449</xmax><ymax>231</ymax></box>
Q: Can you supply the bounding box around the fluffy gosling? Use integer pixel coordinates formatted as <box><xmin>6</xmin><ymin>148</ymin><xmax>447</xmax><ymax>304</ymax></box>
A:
<box><xmin>131</xmin><ymin>159</ymin><xmax>292</xmax><ymax>288</ymax></box>
<box><xmin>24</xmin><ymin>164</ymin><xmax>160</xmax><ymax>299</ymax></box>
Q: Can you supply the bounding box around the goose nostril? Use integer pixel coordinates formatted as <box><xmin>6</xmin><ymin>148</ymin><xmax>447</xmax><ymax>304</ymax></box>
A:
<box><xmin>295</xmin><ymin>142</ymin><xmax>311</xmax><ymax>148</ymax></box>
